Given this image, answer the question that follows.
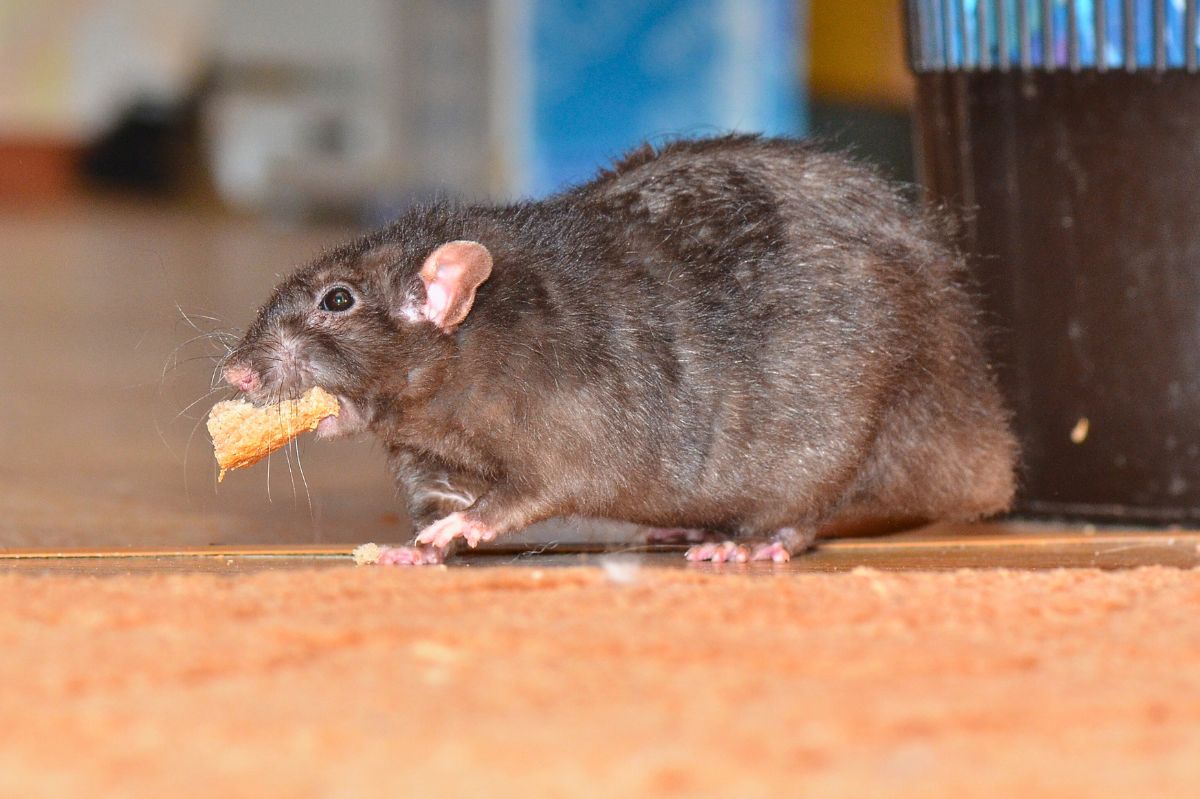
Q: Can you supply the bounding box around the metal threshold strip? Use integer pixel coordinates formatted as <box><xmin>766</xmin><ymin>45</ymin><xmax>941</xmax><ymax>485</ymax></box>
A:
<box><xmin>1</xmin><ymin>526</ymin><xmax>1197</xmax><ymax>572</ymax></box>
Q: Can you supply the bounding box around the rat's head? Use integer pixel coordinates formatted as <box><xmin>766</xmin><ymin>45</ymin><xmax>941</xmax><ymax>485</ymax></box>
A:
<box><xmin>222</xmin><ymin>236</ymin><xmax>493</xmax><ymax>437</ymax></box>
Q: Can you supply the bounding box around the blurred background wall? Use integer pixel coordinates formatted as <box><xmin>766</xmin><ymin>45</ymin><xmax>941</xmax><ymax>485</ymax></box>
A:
<box><xmin>0</xmin><ymin>1</ymin><xmax>923</xmax><ymax>547</ymax></box>
<box><xmin>808</xmin><ymin>0</ymin><xmax>914</xmax><ymax>181</ymax></box>
<box><xmin>0</xmin><ymin>0</ymin><xmax>914</xmax><ymax>218</ymax></box>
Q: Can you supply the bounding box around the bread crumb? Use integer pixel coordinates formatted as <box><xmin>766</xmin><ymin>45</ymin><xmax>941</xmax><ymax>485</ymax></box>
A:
<box><xmin>207</xmin><ymin>387</ymin><xmax>339</xmax><ymax>481</ymax></box>
<box><xmin>352</xmin><ymin>543</ymin><xmax>382</xmax><ymax>566</ymax></box>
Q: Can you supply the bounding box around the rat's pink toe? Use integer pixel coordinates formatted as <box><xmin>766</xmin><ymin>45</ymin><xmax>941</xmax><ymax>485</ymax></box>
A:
<box><xmin>685</xmin><ymin>541</ymin><xmax>748</xmax><ymax>563</ymax></box>
<box><xmin>750</xmin><ymin>542</ymin><xmax>791</xmax><ymax>563</ymax></box>
<box><xmin>415</xmin><ymin>512</ymin><xmax>496</xmax><ymax>549</ymax></box>
<box><xmin>464</xmin><ymin>524</ymin><xmax>497</xmax><ymax>548</ymax></box>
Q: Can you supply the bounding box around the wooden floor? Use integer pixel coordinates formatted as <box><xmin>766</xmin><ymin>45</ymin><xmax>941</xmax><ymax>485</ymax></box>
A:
<box><xmin>2</xmin><ymin>199</ymin><xmax>1196</xmax><ymax>569</ymax></box>
<box><xmin>0</xmin><ymin>200</ymin><xmax>392</xmax><ymax>550</ymax></box>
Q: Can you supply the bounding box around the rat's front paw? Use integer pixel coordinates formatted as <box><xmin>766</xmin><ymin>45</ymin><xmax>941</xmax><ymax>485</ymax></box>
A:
<box><xmin>376</xmin><ymin>544</ymin><xmax>446</xmax><ymax>566</ymax></box>
<box><xmin>414</xmin><ymin>512</ymin><xmax>498</xmax><ymax>549</ymax></box>
<box><xmin>685</xmin><ymin>541</ymin><xmax>750</xmax><ymax>563</ymax></box>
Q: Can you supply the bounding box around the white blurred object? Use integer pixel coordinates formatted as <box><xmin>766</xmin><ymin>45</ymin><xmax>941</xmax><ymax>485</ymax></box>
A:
<box><xmin>206</xmin><ymin>0</ymin><xmax>492</xmax><ymax>214</ymax></box>
<box><xmin>0</xmin><ymin>0</ymin><xmax>214</xmax><ymax>140</ymax></box>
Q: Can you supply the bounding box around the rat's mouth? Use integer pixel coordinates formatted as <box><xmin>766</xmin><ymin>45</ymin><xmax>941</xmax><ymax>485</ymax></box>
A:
<box><xmin>314</xmin><ymin>394</ymin><xmax>366</xmax><ymax>439</ymax></box>
<box><xmin>314</xmin><ymin>414</ymin><xmax>340</xmax><ymax>438</ymax></box>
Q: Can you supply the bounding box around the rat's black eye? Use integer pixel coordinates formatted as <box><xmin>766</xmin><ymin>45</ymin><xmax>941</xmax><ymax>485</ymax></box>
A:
<box><xmin>319</xmin><ymin>287</ymin><xmax>355</xmax><ymax>312</ymax></box>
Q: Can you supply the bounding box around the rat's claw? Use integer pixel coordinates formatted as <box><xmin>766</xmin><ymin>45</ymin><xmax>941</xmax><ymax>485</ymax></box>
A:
<box><xmin>415</xmin><ymin>512</ymin><xmax>496</xmax><ymax>549</ymax></box>
<box><xmin>685</xmin><ymin>541</ymin><xmax>749</xmax><ymax>563</ymax></box>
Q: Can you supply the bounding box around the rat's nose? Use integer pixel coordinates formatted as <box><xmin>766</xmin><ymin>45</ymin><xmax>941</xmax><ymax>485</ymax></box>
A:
<box><xmin>223</xmin><ymin>365</ymin><xmax>260</xmax><ymax>393</ymax></box>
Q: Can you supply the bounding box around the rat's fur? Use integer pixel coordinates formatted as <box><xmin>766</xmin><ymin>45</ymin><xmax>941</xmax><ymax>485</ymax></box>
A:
<box><xmin>227</xmin><ymin>135</ymin><xmax>1017</xmax><ymax>561</ymax></box>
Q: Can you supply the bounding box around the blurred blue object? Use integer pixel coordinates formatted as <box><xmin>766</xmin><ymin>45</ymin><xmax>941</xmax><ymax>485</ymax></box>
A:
<box><xmin>910</xmin><ymin>0</ymin><xmax>1200</xmax><ymax>72</ymax></box>
<box><xmin>522</xmin><ymin>0</ymin><xmax>805</xmax><ymax>197</ymax></box>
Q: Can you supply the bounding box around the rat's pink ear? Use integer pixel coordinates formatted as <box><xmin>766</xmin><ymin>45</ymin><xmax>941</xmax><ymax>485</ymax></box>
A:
<box><xmin>418</xmin><ymin>240</ymin><xmax>493</xmax><ymax>332</ymax></box>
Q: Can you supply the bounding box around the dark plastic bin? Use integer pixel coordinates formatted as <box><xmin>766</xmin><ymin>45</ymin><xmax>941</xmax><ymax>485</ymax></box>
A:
<box><xmin>906</xmin><ymin>1</ymin><xmax>1200</xmax><ymax>522</ymax></box>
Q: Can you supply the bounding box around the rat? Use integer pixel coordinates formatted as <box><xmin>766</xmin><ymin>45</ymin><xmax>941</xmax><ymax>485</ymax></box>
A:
<box><xmin>221</xmin><ymin>135</ymin><xmax>1017</xmax><ymax>565</ymax></box>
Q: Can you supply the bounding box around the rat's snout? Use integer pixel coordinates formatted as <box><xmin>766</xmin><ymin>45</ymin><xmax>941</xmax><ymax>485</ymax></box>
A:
<box><xmin>223</xmin><ymin>364</ymin><xmax>261</xmax><ymax>393</ymax></box>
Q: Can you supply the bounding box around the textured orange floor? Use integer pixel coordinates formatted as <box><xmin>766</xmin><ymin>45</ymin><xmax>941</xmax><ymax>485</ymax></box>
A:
<box><xmin>2</xmin><ymin>565</ymin><xmax>1199</xmax><ymax>798</ymax></box>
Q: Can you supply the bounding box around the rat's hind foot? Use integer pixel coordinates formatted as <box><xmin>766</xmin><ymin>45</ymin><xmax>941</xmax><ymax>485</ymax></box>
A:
<box><xmin>686</xmin><ymin>527</ymin><xmax>816</xmax><ymax>565</ymax></box>
<box><xmin>414</xmin><ymin>511</ymin><xmax>497</xmax><ymax>549</ymax></box>
<box><xmin>747</xmin><ymin>526</ymin><xmax>818</xmax><ymax>563</ymax></box>
<box><xmin>376</xmin><ymin>544</ymin><xmax>448</xmax><ymax>566</ymax></box>
<box><xmin>773</xmin><ymin>525</ymin><xmax>818</xmax><ymax>555</ymax></box>
<box><xmin>643</xmin><ymin>527</ymin><xmax>715</xmax><ymax>545</ymax></box>
<box><xmin>685</xmin><ymin>541</ymin><xmax>750</xmax><ymax>563</ymax></box>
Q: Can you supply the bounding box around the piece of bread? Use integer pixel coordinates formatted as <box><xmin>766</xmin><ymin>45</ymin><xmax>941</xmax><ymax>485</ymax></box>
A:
<box><xmin>351</xmin><ymin>543</ymin><xmax>383</xmax><ymax>566</ymax></box>
<box><xmin>207</xmin><ymin>387</ymin><xmax>339</xmax><ymax>481</ymax></box>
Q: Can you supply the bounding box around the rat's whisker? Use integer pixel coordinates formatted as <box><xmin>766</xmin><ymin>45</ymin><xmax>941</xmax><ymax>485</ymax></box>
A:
<box><xmin>278</xmin><ymin>403</ymin><xmax>299</xmax><ymax>507</ymax></box>
<box><xmin>161</xmin><ymin>330</ymin><xmax>237</xmax><ymax>392</ymax></box>
<box><xmin>171</xmin><ymin>330</ymin><xmax>237</xmax><ymax>355</ymax></box>
<box><xmin>292</xmin><ymin>437</ymin><xmax>314</xmax><ymax>520</ymax></box>
<box><xmin>176</xmin><ymin>306</ymin><xmax>226</xmax><ymax>325</ymax></box>
<box><xmin>173</xmin><ymin>386</ymin><xmax>231</xmax><ymax>422</ymax></box>
<box><xmin>175</xmin><ymin>306</ymin><xmax>234</xmax><ymax>342</ymax></box>
<box><xmin>175</xmin><ymin>303</ymin><xmax>206</xmax><ymax>335</ymax></box>
<box><xmin>181</xmin><ymin>405</ymin><xmax>212</xmax><ymax>502</ymax></box>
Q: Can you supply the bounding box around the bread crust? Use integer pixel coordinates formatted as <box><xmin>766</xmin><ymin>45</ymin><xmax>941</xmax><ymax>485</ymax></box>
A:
<box><xmin>207</xmin><ymin>387</ymin><xmax>340</xmax><ymax>481</ymax></box>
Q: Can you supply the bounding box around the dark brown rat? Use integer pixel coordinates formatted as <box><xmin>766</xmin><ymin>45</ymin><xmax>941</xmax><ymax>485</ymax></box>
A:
<box><xmin>222</xmin><ymin>135</ymin><xmax>1017</xmax><ymax>565</ymax></box>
